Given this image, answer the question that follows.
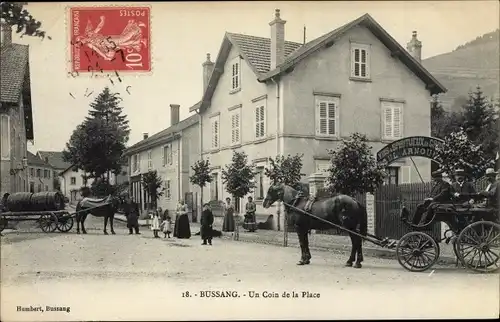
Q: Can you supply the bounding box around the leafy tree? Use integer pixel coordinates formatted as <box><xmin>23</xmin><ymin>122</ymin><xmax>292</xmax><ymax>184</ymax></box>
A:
<box><xmin>326</xmin><ymin>133</ymin><xmax>386</xmax><ymax>196</ymax></box>
<box><xmin>222</xmin><ymin>150</ymin><xmax>256</xmax><ymax>210</ymax></box>
<box><xmin>141</xmin><ymin>170</ymin><xmax>164</xmax><ymax>210</ymax></box>
<box><xmin>63</xmin><ymin>88</ymin><xmax>129</xmax><ymax>182</ymax></box>
<box><xmin>1</xmin><ymin>2</ymin><xmax>51</xmax><ymax>40</ymax></box>
<box><xmin>90</xmin><ymin>177</ymin><xmax>116</xmax><ymax>197</ymax></box>
<box><xmin>264</xmin><ymin>154</ymin><xmax>304</xmax><ymax>188</ymax></box>
<box><xmin>189</xmin><ymin>159</ymin><xmax>213</xmax><ymax>222</ymax></box>
<box><xmin>435</xmin><ymin>129</ymin><xmax>493</xmax><ymax>180</ymax></box>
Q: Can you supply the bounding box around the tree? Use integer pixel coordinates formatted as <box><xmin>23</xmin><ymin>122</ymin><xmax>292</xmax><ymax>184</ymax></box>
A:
<box><xmin>1</xmin><ymin>2</ymin><xmax>51</xmax><ymax>40</ymax></box>
<box><xmin>222</xmin><ymin>150</ymin><xmax>256</xmax><ymax>209</ymax></box>
<box><xmin>189</xmin><ymin>159</ymin><xmax>213</xmax><ymax>222</ymax></box>
<box><xmin>63</xmin><ymin>88</ymin><xmax>129</xmax><ymax>182</ymax></box>
<box><xmin>326</xmin><ymin>133</ymin><xmax>386</xmax><ymax>196</ymax></box>
<box><xmin>435</xmin><ymin>129</ymin><xmax>493</xmax><ymax>180</ymax></box>
<box><xmin>264</xmin><ymin>154</ymin><xmax>304</xmax><ymax>188</ymax></box>
<box><xmin>141</xmin><ymin>170</ymin><xmax>164</xmax><ymax>210</ymax></box>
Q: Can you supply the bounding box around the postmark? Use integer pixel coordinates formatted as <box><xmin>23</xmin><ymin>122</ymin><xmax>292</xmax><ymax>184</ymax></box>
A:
<box><xmin>69</xmin><ymin>6</ymin><xmax>151</xmax><ymax>74</ymax></box>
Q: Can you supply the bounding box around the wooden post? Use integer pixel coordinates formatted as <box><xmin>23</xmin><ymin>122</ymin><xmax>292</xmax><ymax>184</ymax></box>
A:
<box><xmin>283</xmin><ymin>207</ymin><xmax>288</xmax><ymax>247</ymax></box>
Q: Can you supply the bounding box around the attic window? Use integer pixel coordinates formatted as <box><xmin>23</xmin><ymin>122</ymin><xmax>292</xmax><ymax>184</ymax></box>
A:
<box><xmin>350</xmin><ymin>43</ymin><xmax>371</xmax><ymax>80</ymax></box>
<box><xmin>230</xmin><ymin>57</ymin><xmax>241</xmax><ymax>92</ymax></box>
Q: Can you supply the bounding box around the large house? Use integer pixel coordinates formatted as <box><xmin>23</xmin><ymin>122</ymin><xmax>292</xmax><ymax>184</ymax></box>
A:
<box><xmin>27</xmin><ymin>151</ymin><xmax>54</xmax><ymax>192</ymax></box>
<box><xmin>0</xmin><ymin>22</ymin><xmax>34</xmax><ymax>195</ymax></box>
<box><xmin>59</xmin><ymin>165</ymin><xmax>95</xmax><ymax>203</ymax></box>
<box><xmin>123</xmin><ymin>104</ymin><xmax>200</xmax><ymax>216</ymax></box>
<box><xmin>190</xmin><ymin>10</ymin><xmax>446</xmax><ymax>227</ymax></box>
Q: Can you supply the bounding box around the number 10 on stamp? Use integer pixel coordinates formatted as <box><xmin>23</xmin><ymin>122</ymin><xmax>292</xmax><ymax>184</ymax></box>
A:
<box><xmin>69</xmin><ymin>6</ymin><xmax>151</xmax><ymax>73</ymax></box>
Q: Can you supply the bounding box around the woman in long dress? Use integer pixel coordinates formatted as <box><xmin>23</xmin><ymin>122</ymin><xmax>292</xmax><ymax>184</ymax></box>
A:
<box><xmin>222</xmin><ymin>197</ymin><xmax>235</xmax><ymax>232</ymax></box>
<box><xmin>173</xmin><ymin>200</ymin><xmax>191</xmax><ymax>239</ymax></box>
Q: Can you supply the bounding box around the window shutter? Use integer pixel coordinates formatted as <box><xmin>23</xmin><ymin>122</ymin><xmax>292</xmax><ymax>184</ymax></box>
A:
<box><xmin>364</xmin><ymin>49</ymin><xmax>371</xmax><ymax>78</ymax></box>
<box><xmin>162</xmin><ymin>146</ymin><xmax>165</xmax><ymax>166</ymax></box>
<box><xmin>400</xmin><ymin>166</ymin><xmax>411</xmax><ymax>184</ymax></box>
<box><xmin>255</xmin><ymin>107</ymin><xmax>261</xmax><ymax>138</ymax></box>
<box><xmin>234</xmin><ymin>112</ymin><xmax>240</xmax><ymax>143</ymax></box>
<box><xmin>214</xmin><ymin>119</ymin><xmax>219</xmax><ymax>148</ymax></box>
<box><xmin>383</xmin><ymin>104</ymin><xmax>393</xmax><ymax>138</ymax></box>
<box><xmin>259</xmin><ymin>105</ymin><xmax>265</xmax><ymax>137</ymax></box>
<box><xmin>319</xmin><ymin>102</ymin><xmax>327</xmax><ymax>134</ymax></box>
<box><xmin>327</xmin><ymin>102</ymin><xmax>336</xmax><ymax>135</ymax></box>
<box><xmin>351</xmin><ymin>48</ymin><xmax>358</xmax><ymax>77</ymax></box>
<box><xmin>393</xmin><ymin>106</ymin><xmax>402</xmax><ymax>138</ymax></box>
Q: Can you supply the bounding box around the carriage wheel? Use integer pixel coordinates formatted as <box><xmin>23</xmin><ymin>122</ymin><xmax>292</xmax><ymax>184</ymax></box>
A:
<box><xmin>56</xmin><ymin>214</ymin><xmax>74</xmax><ymax>233</ymax></box>
<box><xmin>0</xmin><ymin>216</ymin><xmax>7</xmax><ymax>232</ymax></box>
<box><xmin>39</xmin><ymin>213</ymin><xmax>58</xmax><ymax>233</ymax></box>
<box><xmin>396</xmin><ymin>231</ymin><xmax>440</xmax><ymax>272</ymax></box>
<box><xmin>456</xmin><ymin>221</ymin><xmax>500</xmax><ymax>273</ymax></box>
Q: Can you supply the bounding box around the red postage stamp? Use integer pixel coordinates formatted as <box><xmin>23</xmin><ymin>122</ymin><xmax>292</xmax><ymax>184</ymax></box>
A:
<box><xmin>69</xmin><ymin>6</ymin><xmax>151</xmax><ymax>73</ymax></box>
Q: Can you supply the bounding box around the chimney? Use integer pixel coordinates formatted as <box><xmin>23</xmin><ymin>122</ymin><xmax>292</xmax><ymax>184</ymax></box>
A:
<box><xmin>269</xmin><ymin>9</ymin><xmax>286</xmax><ymax>69</ymax></box>
<box><xmin>170</xmin><ymin>104</ymin><xmax>180</xmax><ymax>126</ymax></box>
<box><xmin>143</xmin><ymin>133</ymin><xmax>149</xmax><ymax>140</ymax></box>
<box><xmin>406</xmin><ymin>31</ymin><xmax>422</xmax><ymax>62</ymax></box>
<box><xmin>1</xmin><ymin>22</ymin><xmax>13</xmax><ymax>48</ymax></box>
<box><xmin>202</xmin><ymin>53</ymin><xmax>215</xmax><ymax>94</ymax></box>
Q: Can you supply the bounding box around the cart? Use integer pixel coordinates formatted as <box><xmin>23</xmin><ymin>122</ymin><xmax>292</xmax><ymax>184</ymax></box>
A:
<box><xmin>0</xmin><ymin>209</ymin><xmax>74</xmax><ymax>233</ymax></box>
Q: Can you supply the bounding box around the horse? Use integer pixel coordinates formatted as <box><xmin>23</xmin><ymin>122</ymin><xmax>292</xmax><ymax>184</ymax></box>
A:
<box><xmin>75</xmin><ymin>194</ymin><xmax>123</xmax><ymax>235</ymax></box>
<box><xmin>262</xmin><ymin>183</ymin><xmax>368</xmax><ymax>268</ymax></box>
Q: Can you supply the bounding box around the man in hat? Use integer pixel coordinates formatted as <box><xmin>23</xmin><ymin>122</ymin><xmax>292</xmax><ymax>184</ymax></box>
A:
<box><xmin>414</xmin><ymin>170</ymin><xmax>454</xmax><ymax>225</ymax></box>
<box><xmin>451</xmin><ymin>168</ymin><xmax>476</xmax><ymax>204</ymax></box>
<box><xmin>200</xmin><ymin>203</ymin><xmax>214</xmax><ymax>245</ymax></box>
<box><xmin>477</xmin><ymin>168</ymin><xmax>499</xmax><ymax>209</ymax></box>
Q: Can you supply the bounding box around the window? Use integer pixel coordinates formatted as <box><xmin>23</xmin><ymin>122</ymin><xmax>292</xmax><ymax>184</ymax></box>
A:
<box><xmin>255</xmin><ymin>105</ymin><xmax>266</xmax><ymax>139</ymax></box>
<box><xmin>70</xmin><ymin>177</ymin><xmax>76</xmax><ymax>185</ymax></box>
<box><xmin>210</xmin><ymin>173</ymin><xmax>219</xmax><ymax>201</ymax></box>
<box><xmin>351</xmin><ymin>43</ymin><xmax>370</xmax><ymax>79</ymax></box>
<box><xmin>147</xmin><ymin>150</ymin><xmax>152</xmax><ymax>169</ymax></box>
<box><xmin>30</xmin><ymin>168</ymin><xmax>34</xmax><ymax>177</ymax></box>
<box><xmin>165</xmin><ymin>180</ymin><xmax>171</xmax><ymax>200</ymax></box>
<box><xmin>384</xmin><ymin>167</ymin><xmax>399</xmax><ymax>185</ymax></box>
<box><xmin>316</xmin><ymin>97</ymin><xmax>339</xmax><ymax>137</ymax></box>
<box><xmin>315</xmin><ymin>160</ymin><xmax>330</xmax><ymax>173</ymax></box>
<box><xmin>45</xmin><ymin>185</ymin><xmax>48</xmax><ymax>191</ymax></box>
<box><xmin>399</xmin><ymin>166</ymin><xmax>411</xmax><ymax>184</ymax></box>
<box><xmin>163</xmin><ymin>144</ymin><xmax>172</xmax><ymax>165</ymax></box>
<box><xmin>36</xmin><ymin>169</ymin><xmax>41</xmax><ymax>177</ymax></box>
<box><xmin>72</xmin><ymin>167</ymin><xmax>78</xmax><ymax>172</ymax></box>
<box><xmin>44</xmin><ymin>169</ymin><xmax>48</xmax><ymax>178</ymax></box>
<box><xmin>0</xmin><ymin>115</ymin><xmax>10</xmax><ymax>160</ymax></box>
<box><xmin>48</xmin><ymin>170</ymin><xmax>51</xmax><ymax>179</ymax></box>
<box><xmin>254</xmin><ymin>167</ymin><xmax>264</xmax><ymax>200</ymax></box>
<box><xmin>53</xmin><ymin>171</ymin><xmax>57</xmax><ymax>178</ymax></box>
<box><xmin>37</xmin><ymin>184</ymin><xmax>42</xmax><ymax>192</ymax></box>
<box><xmin>231</xmin><ymin>58</ymin><xmax>240</xmax><ymax>91</ymax></box>
<box><xmin>29</xmin><ymin>182</ymin><xmax>34</xmax><ymax>193</ymax></box>
<box><xmin>210</xmin><ymin>116</ymin><xmax>219</xmax><ymax>149</ymax></box>
<box><xmin>382</xmin><ymin>101</ymin><xmax>403</xmax><ymax>140</ymax></box>
<box><xmin>230</xmin><ymin>109</ymin><xmax>241</xmax><ymax>145</ymax></box>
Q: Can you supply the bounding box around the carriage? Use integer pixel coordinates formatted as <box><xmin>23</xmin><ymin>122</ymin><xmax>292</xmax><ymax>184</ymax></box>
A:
<box><xmin>0</xmin><ymin>191</ymin><xmax>75</xmax><ymax>233</ymax></box>
<box><xmin>397</xmin><ymin>197</ymin><xmax>500</xmax><ymax>273</ymax></box>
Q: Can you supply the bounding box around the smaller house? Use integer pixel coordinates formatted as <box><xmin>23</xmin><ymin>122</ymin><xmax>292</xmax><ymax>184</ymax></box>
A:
<box><xmin>123</xmin><ymin>103</ymin><xmax>200</xmax><ymax>216</ymax></box>
<box><xmin>37</xmin><ymin>151</ymin><xmax>71</xmax><ymax>178</ymax></box>
<box><xmin>59</xmin><ymin>165</ymin><xmax>94</xmax><ymax>204</ymax></box>
<box><xmin>27</xmin><ymin>151</ymin><xmax>54</xmax><ymax>192</ymax></box>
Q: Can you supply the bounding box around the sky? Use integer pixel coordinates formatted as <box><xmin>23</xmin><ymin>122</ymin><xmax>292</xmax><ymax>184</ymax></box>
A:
<box><xmin>9</xmin><ymin>1</ymin><xmax>499</xmax><ymax>153</ymax></box>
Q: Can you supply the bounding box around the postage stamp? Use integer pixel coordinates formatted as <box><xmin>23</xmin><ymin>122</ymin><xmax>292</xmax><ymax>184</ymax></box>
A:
<box><xmin>68</xmin><ymin>6</ymin><xmax>151</xmax><ymax>73</ymax></box>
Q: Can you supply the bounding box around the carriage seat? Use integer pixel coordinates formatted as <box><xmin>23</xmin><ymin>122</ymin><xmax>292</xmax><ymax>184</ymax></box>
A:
<box><xmin>81</xmin><ymin>196</ymin><xmax>111</xmax><ymax>209</ymax></box>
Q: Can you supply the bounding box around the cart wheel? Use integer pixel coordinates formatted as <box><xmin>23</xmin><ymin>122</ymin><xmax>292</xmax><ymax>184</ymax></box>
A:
<box><xmin>56</xmin><ymin>214</ymin><xmax>74</xmax><ymax>233</ymax></box>
<box><xmin>396</xmin><ymin>231</ymin><xmax>440</xmax><ymax>272</ymax></box>
<box><xmin>39</xmin><ymin>213</ymin><xmax>58</xmax><ymax>233</ymax></box>
<box><xmin>0</xmin><ymin>216</ymin><xmax>7</xmax><ymax>232</ymax></box>
<box><xmin>456</xmin><ymin>221</ymin><xmax>500</xmax><ymax>273</ymax></box>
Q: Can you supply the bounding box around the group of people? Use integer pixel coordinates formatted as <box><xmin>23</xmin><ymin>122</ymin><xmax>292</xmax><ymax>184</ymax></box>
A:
<box><xmin>220</xmin><ymin>196</ymin><xmax>258</xmax><ymax>233</ymax></box>
<box><xmin>122</xmin><ymin>197</ymin><xmax>191</xmax><ymax>239</ymax></box>
<box><xmin>413</xmin><ymin>167</ymin><xmax>499</xmax><ymax>225</ymax></box>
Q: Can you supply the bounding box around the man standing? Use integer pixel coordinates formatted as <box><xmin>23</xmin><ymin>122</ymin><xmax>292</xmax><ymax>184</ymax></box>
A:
<box><xmin>478</xmin><ymin>168</ymin><xmax>499</xmax><ymax>209</ymax></box>
<box><xmin>200</xmin><ymin>203</ymin><xmax>214</xmax><ymax>245</ymax></box>
<box><xmin>451</xmin><ymin>168</ymin><xmax>476</xmax><ymax>203</ymax></box>
<box><xmin>415</xmin><ymin>170</ymin><xmax>454</xmax><ymax>225</ymax></box>
<box><xmin>124</xmin><ymin>197</ymin><xmax>140</xmax><ymax>235</ymax></box>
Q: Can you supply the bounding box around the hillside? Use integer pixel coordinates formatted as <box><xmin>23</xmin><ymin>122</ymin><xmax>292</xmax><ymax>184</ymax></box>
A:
<box><xmin>422</xmin><ymin>29</ymin><xmax>499</xmax><ymax>112</ymax></box>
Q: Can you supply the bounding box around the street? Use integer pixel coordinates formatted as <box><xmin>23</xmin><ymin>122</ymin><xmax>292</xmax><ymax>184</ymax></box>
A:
<box><xmin>1</xmin><ymin>216</ymin><xmax>499</xmax><ymax>321</ymax></box>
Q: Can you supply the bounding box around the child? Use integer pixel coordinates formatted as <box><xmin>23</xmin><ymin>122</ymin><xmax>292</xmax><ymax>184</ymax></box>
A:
<box><xmin>161</xmin><ymin>213</ymin><xmax>173</xmax><ymax>238</ymax></box>
<box><xmin>150</xmin><ymin>208</ymin><xmax>161</xmax><ymax>238</ymax></box>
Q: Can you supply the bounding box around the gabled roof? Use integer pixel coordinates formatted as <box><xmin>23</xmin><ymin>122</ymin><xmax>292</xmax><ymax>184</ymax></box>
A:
<box><xmin>123</xmin><ymin>107</ymin><xmax>200</xmax><ymax>156</ymax></box>
<box><xmin>259</xmin><ymin>14</ymin><xmax>447</xmax><ymax>94</ymax></box>
<box><xmin>27</xmin><ymin>151</ymin><xmax>52</xmax><ymax>167</ymax></box>
<box><xmin>192</xmin><ymin>13</ymin><xmax>446</xmax><ymax>113</ymax></box>
<box><xmin>1</xmin><ymin>43</ymin><xmax>34</xmax><ymax>140</ymax></box>
<box><xmin>37</xmin><ymin>151</ymin><xmax>72</xmax><ymax>170</ymax></box>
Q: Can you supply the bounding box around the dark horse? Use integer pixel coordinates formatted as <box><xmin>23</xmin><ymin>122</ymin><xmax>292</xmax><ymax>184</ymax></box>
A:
<box><xmin>263</xmin><ymin>184</ymin><xmax>368</xmax><ymax>268</ymax></box>
<box><xmin>75</xmin><ymin>194</ymin><xmax>122</xmax><ymax>235</ymax></box>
